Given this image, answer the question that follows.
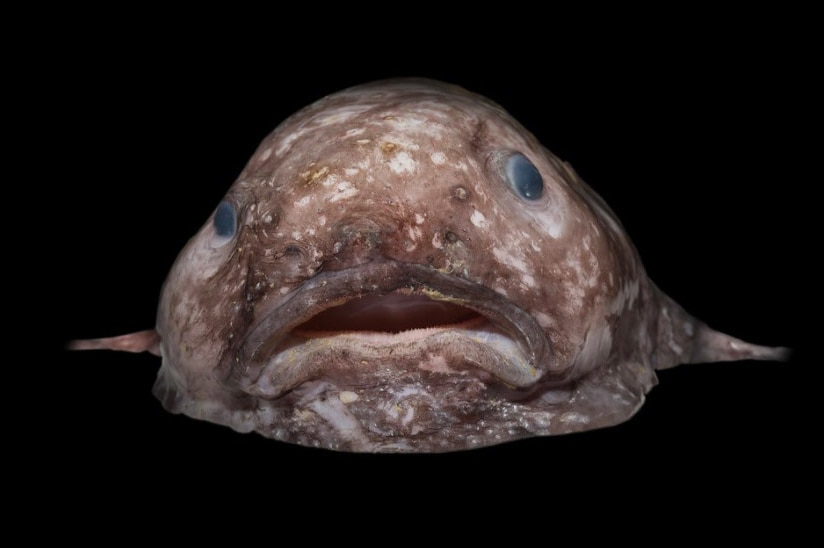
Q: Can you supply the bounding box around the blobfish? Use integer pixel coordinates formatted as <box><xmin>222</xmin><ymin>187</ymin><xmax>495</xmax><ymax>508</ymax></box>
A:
<box><xmin>71</xmin><ymin>79</ymin><xmax>789</xmax><ymax>452</ymax></box>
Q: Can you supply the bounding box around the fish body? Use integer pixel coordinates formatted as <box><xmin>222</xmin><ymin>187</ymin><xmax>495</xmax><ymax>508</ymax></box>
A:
<box><xmin>71</xmin><ymin>79</ymin><xmax>788</xmax><ymax>452</ymax></box>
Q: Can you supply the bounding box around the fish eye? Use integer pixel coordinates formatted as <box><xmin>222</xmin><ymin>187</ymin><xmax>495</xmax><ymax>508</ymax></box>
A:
<box><xmin>505</xmin><ymin>153</ymin><xmax>543</xmax><ymax>201</ymax></box>
<box><xmin>213</xmin><ymin>201</ymin><xmax>237</xmax><ymax>241</ymax></box>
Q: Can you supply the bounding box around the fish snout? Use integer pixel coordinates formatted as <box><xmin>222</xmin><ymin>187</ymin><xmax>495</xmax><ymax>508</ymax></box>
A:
<box><xmin>325</xmin><ymin>216</ymin><xmax>401</xmax><ymax>268</ymax></box>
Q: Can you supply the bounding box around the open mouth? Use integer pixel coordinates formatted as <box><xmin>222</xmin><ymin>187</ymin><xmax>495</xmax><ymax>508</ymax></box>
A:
<box><xmin>226</xmin><ymin>261</ymin><xmax>553</xmax><ymax>398</ymax></box>
<box><xmin>296</xmin><ymin>293</ymin><xmax>481</xmax><ymax>333</ymax></box>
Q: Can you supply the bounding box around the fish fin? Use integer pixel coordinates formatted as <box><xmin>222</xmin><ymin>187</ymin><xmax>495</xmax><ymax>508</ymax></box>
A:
<box><xmin>690</xmin><ymin>327</ymin><xmax>792</xmax><ymax>364</ymax></box>
<box><xmin>654</xmin><ymin>292</ymin><xmax>791</xmax><ymax>369</ymax></box>
<box><xmin>68</xmin><ymin>329</ymin><xmax>161</xmax><ymax>356</ymax></box>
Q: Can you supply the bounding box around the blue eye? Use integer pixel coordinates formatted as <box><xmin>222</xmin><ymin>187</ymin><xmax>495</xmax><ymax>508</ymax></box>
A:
<box><xmin>505</xmin><ymin>154</ymin><xmax>543</xmax><ymax>201</ymax></box>
<box><xmin>214</xmin><ymin>201</ymin><xmax>237</xmax><ymax>238</ymax></box>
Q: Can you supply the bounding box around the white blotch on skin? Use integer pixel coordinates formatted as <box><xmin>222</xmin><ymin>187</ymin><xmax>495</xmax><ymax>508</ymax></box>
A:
<box><xmin>536</xmin><ymin>213</ymin><xmax>564</xmax><ymax>239</ymax></box>
<box><xmin>470</xmin><ymin>210</ymin><xmax>487</xmax><ymax>228</ymax></box>
<box><xmin>402</xmin><ymin>406</ymin><xmax>415</xmax><ymax>426</ymax></box>
<box><xmin>345</xmin><ymin>128</ymin><xmax>366</xmax><ymax>138</ymax></box>
<box><xmin>563</xmin><ymin>281</ymin><xmax>586</xmax><ymax>311</ymax></box>
<box><xmin>415</xmin><ymin>213</ymin><xmax>425</xmax><ymax>225</ymax></box>
<box><xmin>609</xmin><ymin>280</ymin><xmax>640</xmax><ymax>314</ymax></box>
<box><xmin>391</xmin><ymin>386</ymin><xmax>430</xmax><ymax>400</ymax></box>
<box><xmin>307</xmin><ymin>396</ymin><xmax>365</xmax><ymax>442</ymax></box>
<box><xmin>295</xmin><ymin>196</ymin><xmax>311</xmax><ymax>207</ymax></box>
<box><xmin>563</xmin><ymin>246</ymin><xmax>601</xmax><ymax>298</ymax></box>
<box><xmin>320</xmin><ymin>173</ymin><xmax>338</xmax><ymax>188</ymax></box>
<box><xmin>388</xmin><ymin>151</ymin><xmax>416</xmax><ymax>174</ymax></box>
<box><xmin>493</xmin><ymin>285</ymin><xmax>510</xmax><ymax>298</ymax></box>
<box><xmin>329</xmin><ymin>181</ymin><xmax>359</xmax><ymax>203</ymax></box>
<box><xmin>560</xmin><ymin>412</ymin><xmax>591</xmax><ymax>425</ymax></box>
<box><xmin>535</xmin><ymin>312</ymin><xmax>554</xmax><ymax>330</ymax></box>
<box><xmin>276</xmin><ymin>130</ymin><xmax>308</xmax><ymax>157</ymax></box>
<box><xmin>345</xmin><ymin>168</ymin><xmax>360</xmax><ymax>176</ymax></box>
<box><xmin>316</xmin><ymin>105</ymin><xmax>372</xmax><ymax>126</ymax></box>
<box><xmin>419</xmin><ymin>355</ymin><xmax>454</xmax><ymax>374</ymax></box>
<box><xmin>540</xmin><ymin>389</ymin><xmax>572</xmax><ymax>405</ymax></box>
<box><xmin>573</xmin><ymin>323</ymin><xmax>613</xmax><ymax>374</ymax></box>
<box><xmin>492</xmin><ymin>246</ymin><xmax>529</xmax><ymax>275</ymax></box>
<box><xmin>260</xmin><ymin>147</ymin><xmax>273</xmax><ymax>162</ymax></box>
<box><xmin>385</xmin><ymin>115</ymin><xmax>442</xmax><ymax>139</ymax></box>
<box><xmin>430</xmin><ymin>151</ymin><xmax>447</xmax><ymax>165</ymax></box>
<box><xmin>339</xmin><ymin>391</ymin><xmax>359</xmax><ymax>403</ymax></box>
<box><xmin>356</xmin><ymin>139</ymin><xmax>371</xmax><ymax>145</ymax></box>
<box><xmin>521</xmin><ymin>274</ymin><xmax>536</xmax><ymax>288</ymax></box>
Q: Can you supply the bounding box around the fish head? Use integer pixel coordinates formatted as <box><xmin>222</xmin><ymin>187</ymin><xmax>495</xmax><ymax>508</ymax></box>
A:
<box><xmin>74</xmin><ymin>79</ymin><xmax>788</xmax><ymax>452</ymax></box>
<box><xmin>152</xmin><ymin>80</ymin><xmax>649</xmax><ymax>450</ymax></box>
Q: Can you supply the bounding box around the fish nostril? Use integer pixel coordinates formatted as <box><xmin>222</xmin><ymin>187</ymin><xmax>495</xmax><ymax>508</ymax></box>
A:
<box><xmin>337</xmin><ymin>219</ymin><xmax>386</xmax><ymax>249</ymax></box>
<box><xmin>323</xmin><ymin>218</ymin><xmax>397</xmax><ymax>268</ymax></box>
<box><xmin>273</xmin><ymin>243</ymin><xmax>320</xmax><ymax>277</ymax></box>
<box><xmin>264</xmin><ymin>242</ymin><xmax>325</xmax><ymax>283</ymax></box>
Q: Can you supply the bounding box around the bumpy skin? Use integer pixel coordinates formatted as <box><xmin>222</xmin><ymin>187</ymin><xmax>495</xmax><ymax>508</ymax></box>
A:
<box><xmin>88</xmin><ymin>79</ymin><xmax>786</xmax><ymax>452</ymax></box>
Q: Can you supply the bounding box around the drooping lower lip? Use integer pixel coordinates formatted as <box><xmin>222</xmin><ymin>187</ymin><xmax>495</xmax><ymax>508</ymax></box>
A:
<box><xmin>223</xmin><ymin>261</ymin><xmax>553</xmax><ymax>393</ymax></box>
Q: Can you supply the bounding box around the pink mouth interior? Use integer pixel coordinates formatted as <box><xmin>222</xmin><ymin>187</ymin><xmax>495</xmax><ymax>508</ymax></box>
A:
<box><xmin>297</xmin><ymin>294</ymin><xmax>482</xmax><ymax>333</ymax></box>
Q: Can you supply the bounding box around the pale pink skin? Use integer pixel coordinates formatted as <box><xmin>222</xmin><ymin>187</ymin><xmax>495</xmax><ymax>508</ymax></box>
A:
<box><xmin>71</xmin><ymin>79</ymin><xmax>789</xmax><ymax>452</ymax></box>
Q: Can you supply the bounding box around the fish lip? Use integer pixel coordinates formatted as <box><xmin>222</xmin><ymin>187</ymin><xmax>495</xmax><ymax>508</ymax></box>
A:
<box><xmin>223</xmin><ymin>260</ymin><xmax>555</xmax><ymax>393</ymax></box>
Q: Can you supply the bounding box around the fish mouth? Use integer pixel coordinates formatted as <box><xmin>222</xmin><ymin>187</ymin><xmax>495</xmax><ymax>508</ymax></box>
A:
<box><xmin>227</xmin><ymin>261</ymin><xmax>555</xmax><ymax>398</ymax></box>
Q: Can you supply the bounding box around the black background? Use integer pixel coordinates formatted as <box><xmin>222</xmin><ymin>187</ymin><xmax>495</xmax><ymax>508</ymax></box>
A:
<box><xmin>33</xmin><ymin>13</ymin><xmax>814</xmax><ymax>528</ymax></box>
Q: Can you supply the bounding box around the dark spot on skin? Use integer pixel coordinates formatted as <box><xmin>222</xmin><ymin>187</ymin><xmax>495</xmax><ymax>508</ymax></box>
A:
<box><xmin>445</xmin><ymin>231</ymin><xmax>460</xmax><ymax>244</ymax></box>
<box><xmin>327</xmin><ymin>220</ymin><xmax>387</xmax><ymax>263</ymax></box>
<box><xmin>284</xmin><ymin>244</ymin><xmax>302</xmax><ymax>256</ymax></box>
<box><xmin>243</xmin><ymin>264</ymin><xmax>271</xmax><ymax>299</ymax></box>
<box><xmin>382</xmin><ymin>142</ymin><xmax>399</xmax><ymax>154</ymax></box>
<box><xmin>452</xmin><ymin>186</ymin><xmax>469</xmax><ymax>201</ymax></box>
<box><xmin>469</xmin><ymin>121</ymin><xmax>487</xmax><ymax>155</ymax></box>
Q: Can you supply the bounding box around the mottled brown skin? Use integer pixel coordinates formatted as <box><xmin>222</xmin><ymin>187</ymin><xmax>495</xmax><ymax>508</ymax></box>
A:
<box><xmin>72</xmin><ymin>79</ymin><xmax>789</xmax><ymax>452</ymax></box>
